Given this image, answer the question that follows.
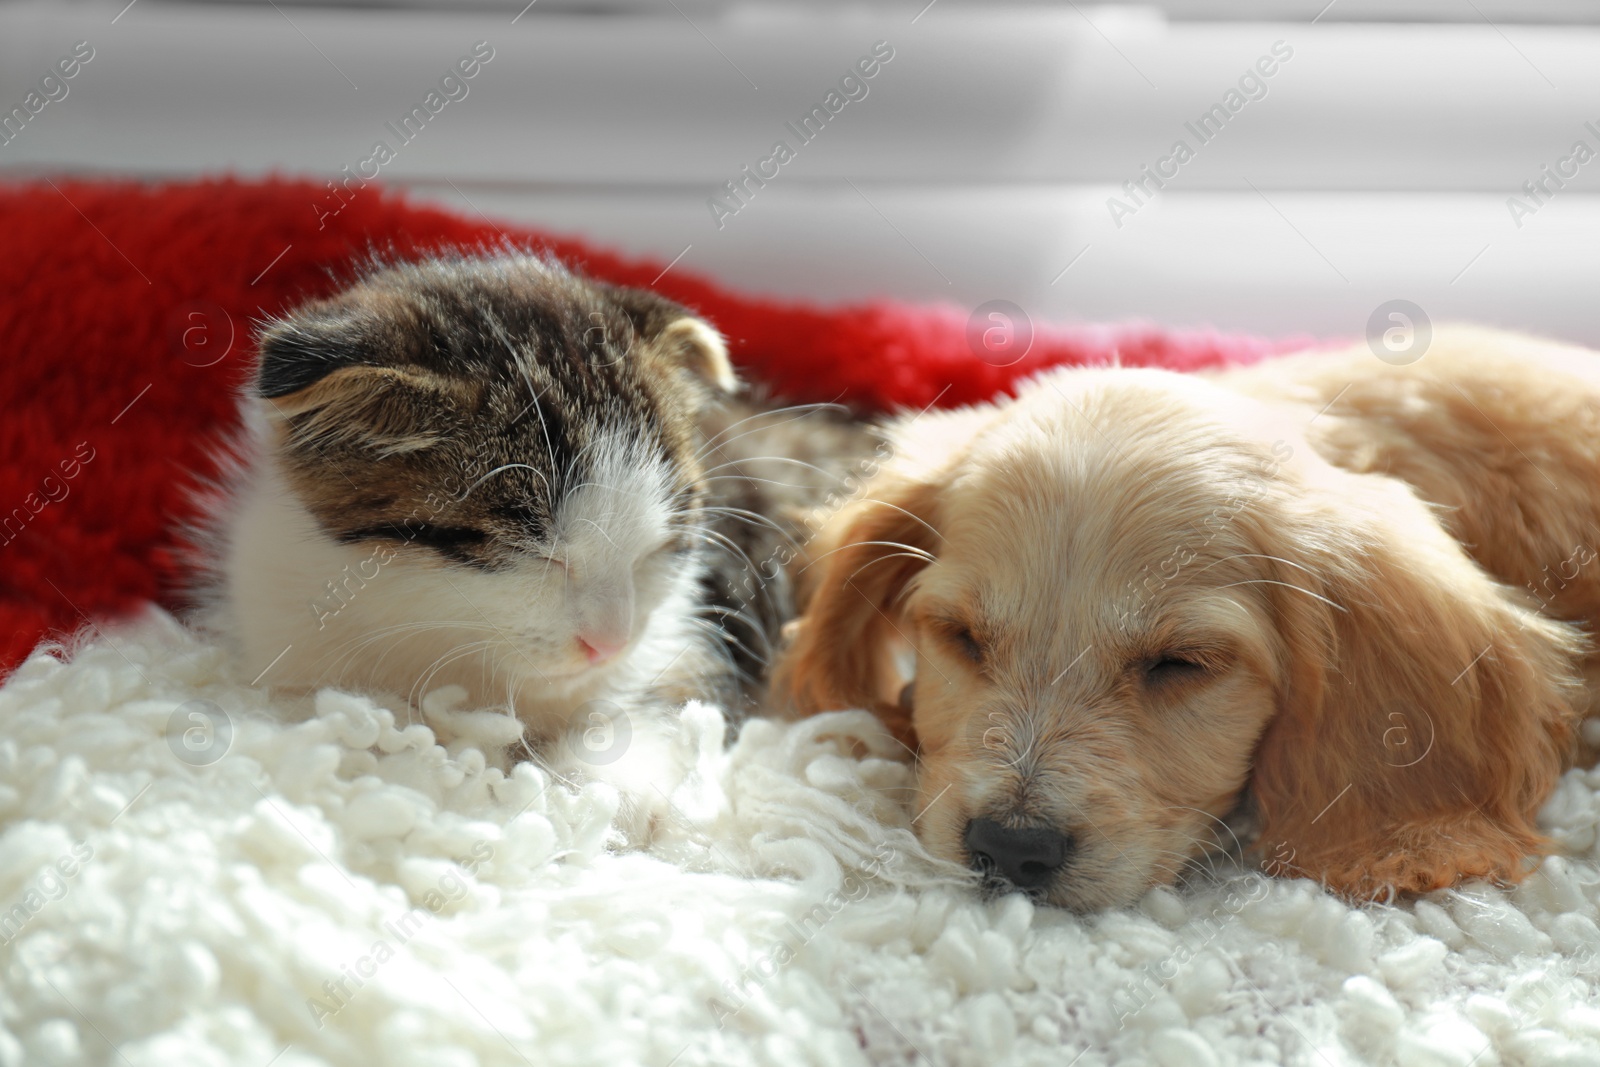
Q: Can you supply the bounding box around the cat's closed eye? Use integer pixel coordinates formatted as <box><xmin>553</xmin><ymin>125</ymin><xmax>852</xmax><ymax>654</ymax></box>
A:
<box><xmin>341</xmin><ymin>521</ymin><xmax>487</xmax><ymax>551</ymax></box>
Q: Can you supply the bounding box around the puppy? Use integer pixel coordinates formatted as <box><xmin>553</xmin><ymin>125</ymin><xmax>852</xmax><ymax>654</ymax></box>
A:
<box><xmin>773</xmin><ymin>327</ymin><xmax>1600</xmax><ymax>911</ymax></box>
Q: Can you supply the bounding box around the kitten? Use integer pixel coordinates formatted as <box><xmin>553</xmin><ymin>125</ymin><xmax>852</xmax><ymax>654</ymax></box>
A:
<box><xmin>201</xmin><ymin>253</ymin><xmax>842</xmax><ymax>824</ymax></box>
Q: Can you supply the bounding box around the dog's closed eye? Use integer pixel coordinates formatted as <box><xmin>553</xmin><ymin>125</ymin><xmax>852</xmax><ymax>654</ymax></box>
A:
<box><xmin>932</xmin><ymin>617</ymin><xmax>984</xmax><ymax>666</ymax></box>
<box><xmin>1139</xmin><ymin>649</ymin><xmax>1227</xmax><ymax>691</ymax></box>
<box><xmin>1143</xmin><ymin>654</ymin><xmax>1204</xmax><ymax>684</ymax></box>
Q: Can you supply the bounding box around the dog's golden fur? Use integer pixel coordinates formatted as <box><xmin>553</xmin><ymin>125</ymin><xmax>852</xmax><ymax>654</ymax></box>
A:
<box><xmin>772</xmin><ymin>327</ymin><xmax>1600</xmax><ymax>910</ymax></box>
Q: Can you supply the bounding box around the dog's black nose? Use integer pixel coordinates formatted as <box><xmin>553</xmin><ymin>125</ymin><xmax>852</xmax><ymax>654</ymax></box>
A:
<box><xmin>964</xmin><ymin>818</ymin><xmax>1073</xmax><ymax>889</ymax></box>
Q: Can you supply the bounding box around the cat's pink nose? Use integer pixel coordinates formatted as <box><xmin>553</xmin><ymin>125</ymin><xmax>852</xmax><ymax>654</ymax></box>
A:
<box><xmin>578</xmin><ymin>635</ymin><xmax>624</xmax><ymax>665</ymax></box>
<box><xmin>575</xmin><ymin>579</ymin><xmax>633</xmax><ymax>666</ymax></box>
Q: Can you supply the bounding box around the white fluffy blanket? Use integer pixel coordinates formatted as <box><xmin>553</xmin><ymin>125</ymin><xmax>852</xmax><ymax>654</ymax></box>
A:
<box><xmin>2</xmin><ymin>611</ymin><xmax>1599</xmax><ymax>1067</ymax></box>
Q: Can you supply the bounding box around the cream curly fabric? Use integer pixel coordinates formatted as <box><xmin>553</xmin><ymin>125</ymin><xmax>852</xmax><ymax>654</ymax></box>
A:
<box><xmin>0</xmin><ymin>610</ymin><xmax>1597</xmax><ymax>1067</ymax></box>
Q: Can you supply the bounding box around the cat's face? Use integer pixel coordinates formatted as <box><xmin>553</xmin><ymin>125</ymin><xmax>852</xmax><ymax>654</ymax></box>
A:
<box><xmin>252</xmin><ymin>255</ymin><xmax>737</xmax><ymax>709</ymax></box>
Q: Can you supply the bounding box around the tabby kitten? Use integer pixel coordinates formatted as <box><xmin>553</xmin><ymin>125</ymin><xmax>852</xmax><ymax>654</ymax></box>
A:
<box><xmin>207</xmin><ymin>254</ymin><xmax>775</xmax><ymax>815</ymax></box>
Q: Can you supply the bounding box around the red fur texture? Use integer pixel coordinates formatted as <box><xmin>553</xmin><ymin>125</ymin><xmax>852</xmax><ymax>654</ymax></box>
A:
<box><xmin>0</xmin><ymin>177</ymin><xmax>1301</xmax><ymax>673</ymax></box>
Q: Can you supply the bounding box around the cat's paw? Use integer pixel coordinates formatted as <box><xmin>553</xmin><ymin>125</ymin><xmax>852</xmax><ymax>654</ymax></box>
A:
<box><xmin>546</xmin><ymin>704</ymin><xmax>688</xmax><ymax>850</ymax></box>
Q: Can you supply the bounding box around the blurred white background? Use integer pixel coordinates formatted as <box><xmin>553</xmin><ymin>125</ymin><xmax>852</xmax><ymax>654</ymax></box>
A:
<box><xmin>3</xmin><ymin>0</ymin><xmax>1598</xmax><ymax>344</ymax></box>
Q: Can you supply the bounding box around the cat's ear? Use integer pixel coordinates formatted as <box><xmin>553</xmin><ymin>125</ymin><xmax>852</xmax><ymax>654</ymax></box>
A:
<box><xmin>654</xmin><ymin>317</ymin><xmax>739</xmax><ymax>395</ymax></box>
<box><xmin>255</xmin><ymin>314</ymin><xmax>374</xmax><ymax>402</ymax></box>
<box><xmin>255</xmin><ymin>317</ymin><xmax>467</xmax><ymax>451</ymax></box>
<box><xmin>595</xmin><ymin>279</ymin><xmax>738</xmax><ymax>394</ymax></box>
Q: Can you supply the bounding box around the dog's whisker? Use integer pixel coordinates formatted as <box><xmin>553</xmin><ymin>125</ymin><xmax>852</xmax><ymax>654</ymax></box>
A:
<box><xmin>1163</xmin><ymin>805</ymin><xmax>1247</xmax><ymax>858</ymax></box>
<box><xmin>1215</xmin><ymin>579</ymin><xmax>1348</xmax><ymax>612</ymax></box>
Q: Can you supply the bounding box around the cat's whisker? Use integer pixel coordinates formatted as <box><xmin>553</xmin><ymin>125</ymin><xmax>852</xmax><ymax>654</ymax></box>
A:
<box><xmin>699</xmin><ymin>454</ymin><xmax>844</xmax><ymax>484</ymax></box>
<box><xmin>408</xmin><ymin>640</ymin><xmax>498</xmax><ymax>710</ymax></box>
<box><xmin>315</xmin><ymin>621</ymin><xmax>503</xmax><ymax>679</ymax></box>
<box><xmin>322</xmin><ymin>619</ymin><xmax>502</xmax><ymax>644</ymax></box>
<box><xmin>463</xmin><ymin>462</ymin><xmax>551</xmax><ymax>501</ymax></box>
<box><xmin>679</xmin><ymin>523</ymin><xmax>762</xmax><ymax>578</ymax></box>
<box><xmin>683</xmin><ymin>615</ymin><xmax>762</xmax><ymax>664</ymax></box>
<box><xmin>702</xmin><ymin>474</ymin><xmax>820</xmax><ymax>492</ymax></box>
<box><xmin>689</xmin><ymin>504</ymin><xmax>793</xmax><ymax>542</ymax></box>
<box><xmin>493</xmin><ymin>304</ymin><xmax>564</xmax><ymax>504</ymax></box>
<box><xmin>799</xmin><ymin>540</ymin><xmax>937</xmax><ymax>574</ymax></box>
<box><xmin>844</xmin><ymin>552</ymin><xmax>937</xmax><ymax>586</ymax></box>
<box><xmin>571</xmin><ymin>516</ymin><xmax>621</xmax><ymax>552</ymax></box>
<box><xmin>693</xmin><ymin>401</ymin><xmax>851</xmax><ymax>460</ymax></box>
<box><xmin>368</xmin><ymin>629</ymin><xmax>511</xmax><ymax>701</ymax></box>
<box><xmin>851</xmin><ymin>497</ymin><xmax>946</xmax><ymax>545</ymax></box>
<box><xmin>693</xmin><ymin>604</ymin><xmax>772</xmax><ymax>664</ymax></box>
<box><xmin>690</xmin><ymin>503</ymin><xmax>787</xmax><ymax>531</ymax></box>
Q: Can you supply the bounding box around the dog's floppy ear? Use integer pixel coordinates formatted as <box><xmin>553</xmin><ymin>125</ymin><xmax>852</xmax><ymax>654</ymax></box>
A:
<box><xmin>1250</xmin><ymin>467</ymin><xmax>1584</xmax><ymax>898</ymax></box>
<box><xmin>771</xmin><ymin>471</ymin><xmax>944</xmax><ymax>748</ymax></box>
<box><xmin>774</xmin><ymin>402</ymin><xmax>990</xmax><ymax>747</ymax></box>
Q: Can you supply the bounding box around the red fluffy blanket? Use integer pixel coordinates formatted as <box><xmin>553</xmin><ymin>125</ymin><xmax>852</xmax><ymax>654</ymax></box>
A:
<box><xmin>0</xmin><ymin>177</ymin><xmax>1296</xmax><ymax>673</ymax></box>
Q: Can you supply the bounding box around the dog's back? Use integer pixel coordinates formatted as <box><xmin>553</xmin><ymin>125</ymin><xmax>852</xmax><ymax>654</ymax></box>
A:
<box><xmin>1218</xmin><ymin>326</ymin><xmax>1600</xmax><ymax>735</ymax></box>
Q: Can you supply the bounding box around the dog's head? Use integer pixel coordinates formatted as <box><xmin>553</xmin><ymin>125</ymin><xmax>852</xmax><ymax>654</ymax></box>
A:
<box><xmin>774</xmin><ymin>367</ymin><xmax>1582</xmax><ymax>910</ymax></box>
